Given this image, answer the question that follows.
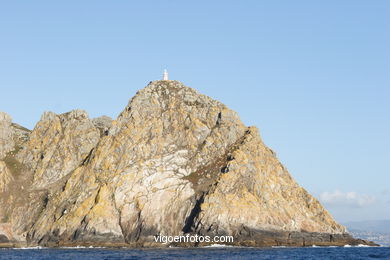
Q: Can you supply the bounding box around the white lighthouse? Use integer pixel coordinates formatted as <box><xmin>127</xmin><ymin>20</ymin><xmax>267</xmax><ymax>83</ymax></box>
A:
<box><xmin>163</xmin><ymin>69</ymin><xmax>169</xmax><ymax>80</ymax></box>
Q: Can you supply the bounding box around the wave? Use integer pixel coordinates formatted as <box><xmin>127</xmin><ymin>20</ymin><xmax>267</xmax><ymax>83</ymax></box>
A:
<box><xmin>14</xmin><ymin>245</ymin><xmax>106</xmax><ymax>249</ymax></box>
<box><xmin>13</xmin><ymin>246</ymin><xmax>45</xmax><ymax>250</ymax></box>
<box><xmin>344</xmin><ymin>244</ymin><xmax>378</xmax><ymax>248</ymax></box>
<box><xmin>60</xmin><ymin>246</ymin><xmax>106</xmax><ymax>249</ymax></box>
<box><xmin>203</xmin><ymin>244</ymin><xmax>235</xmax><ymax>248</ymax></box>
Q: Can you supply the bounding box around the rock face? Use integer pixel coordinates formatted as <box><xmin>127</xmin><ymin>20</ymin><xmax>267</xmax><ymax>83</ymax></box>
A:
<box><xmin>0</xmin><ymin>112</ymin><xmax>30</xmax><ymax>195</ymax></box>
<box><xmin>0</xmin><ymin>161</ymin><xmax>12</xmax><ymax>193</ymax></box>
<box><xmin>16</xmin><ymin>110</ymin><xmax>100</xmax><ymax>188</ymax></box>
<box><xmin>0</xmin><ymin>112</ymin><xmax>15</xmax><ymax>160</ymax></box>
<box><xmin>92</xmin><ymin>116</ymin><xmax>112</xmax><ymax>137</ymax></box>
<box><xmin>0</xmin><ymin>81</ymin><xmax>376</xmax><ymax>247</ymax></box>
<box><xmin>0</xmin><ymin>112</ymin><xmax>31</xmax><ymax>243</ymax></box>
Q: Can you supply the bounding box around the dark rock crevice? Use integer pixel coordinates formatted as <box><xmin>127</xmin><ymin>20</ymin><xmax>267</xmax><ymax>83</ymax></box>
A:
<box><xmin>182</xmin><ymin>193</ymin><xmax>205</xmax><ymax>233</ymax></box>
<box><xmin>81</xmin><ymin>148</ymin><xmax>94</xmax><ymax>166</ymax></box>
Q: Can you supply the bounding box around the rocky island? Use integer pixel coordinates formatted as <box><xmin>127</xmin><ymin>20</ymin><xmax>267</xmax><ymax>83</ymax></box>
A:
<box><xmin>0</xmin><ymin>80</ymin><xmax>376</xmax><ymax>247</ymax></box>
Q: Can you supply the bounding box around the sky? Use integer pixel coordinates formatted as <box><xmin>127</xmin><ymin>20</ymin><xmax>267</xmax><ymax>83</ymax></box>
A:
<box><xmin>0</xmin><ymin>1</ymin><xmax>389</xmax><ymax>222</ymax></box>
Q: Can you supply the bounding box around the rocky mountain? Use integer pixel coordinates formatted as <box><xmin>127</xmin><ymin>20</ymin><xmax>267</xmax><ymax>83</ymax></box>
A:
<box><xmin>0</xmin><ymin>80</ymin><xmax>376</xmax><ymax>247</ymax></box>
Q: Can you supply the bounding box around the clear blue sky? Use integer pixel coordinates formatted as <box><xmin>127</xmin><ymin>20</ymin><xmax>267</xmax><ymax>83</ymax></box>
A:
<box><xmin>0</xmin><ymin>1</ymin><xmax>389</xmax><ymax>222</ymax></box>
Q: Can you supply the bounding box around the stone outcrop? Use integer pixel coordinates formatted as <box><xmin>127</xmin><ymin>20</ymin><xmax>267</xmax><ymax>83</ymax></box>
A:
<box><xmin>194</xmin><ymin>127</ymin><xmax>343</xmax><ymax>235</ymax></box>
<box><xmin>0</xmin><ymin>113</ymin><xmax>30</xmax><ymax>160</ymax></box>
<box><xmin>0</xmin><ymin>80</ymin><xmax>377</xmax><ymax>247</ymax></box>
<box><xmin>16</xmin><ymin>110</ymin><xmax>100</xmax><ymax>188</ymax></box>
<box><xmin>92</xmin><ymin>116</ymin><xmax>112</xmax><ymax>137</ymax></box>
<box><xmin>0</xmin><ymin>113</ymin><xmax>30</xmax><ymax>195</ymax></box>
<box><xmin>0</xmin><ymin>113</ymin><xmax>31</xmax><ymax>243</ymax></box>
<box><xmin>0</xmin><ymin>161</ymin><xmax>13</xmax><ymax>193</ymax></box>
<box><xmin>0</xmin><ymin>112</ymin><xmax>15</xmax><ymax>160</ymax></box>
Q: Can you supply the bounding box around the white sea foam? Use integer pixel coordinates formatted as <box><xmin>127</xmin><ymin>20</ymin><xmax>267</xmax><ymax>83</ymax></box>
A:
<box><xmin>204</xmin><ymin>244</ymin><xmax>234</xmax><ymax>248</ymax></box>
<box><xmin>14</xmin><ymin>246</ymin><xmax>44</xmax><ymax>250</ymax></box>
<box><xmin>60</xmin><ymin>246</ymin><xmax>106</xmax><ymax>249</ymax></box>
<box><xmin>60</xmin><ymin>246</ymin><xmax>87</xmax><ymax>249</ymax></box>
<box><xmin>343</xmin><ymin>244</ymin><xmax>377</xmax><ymax>248</ymax></box>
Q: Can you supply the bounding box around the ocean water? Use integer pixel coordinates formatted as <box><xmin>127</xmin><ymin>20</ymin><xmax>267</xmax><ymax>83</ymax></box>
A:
<box><xmin>1</xmin><ymin>246</ymin><xmax>389</xmax><ymax>260</ymax></box>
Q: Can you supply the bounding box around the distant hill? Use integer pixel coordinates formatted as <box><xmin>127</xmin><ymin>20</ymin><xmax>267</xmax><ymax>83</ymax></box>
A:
<box><xmin>344</xmin><ymin>220</ymin><xmax>390</xmax><ymax>234</ymax></box>
<box><xmin>344</xmin><ymin>220</ymin><xmax>390</xmax><ymax>246</ymax></box>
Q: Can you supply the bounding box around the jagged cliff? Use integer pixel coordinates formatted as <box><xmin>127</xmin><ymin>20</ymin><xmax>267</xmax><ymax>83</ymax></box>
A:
<box><xmin>0</xmin><ymin>81</ymin><xmax>375</xmax><ymax>247</ymax></box>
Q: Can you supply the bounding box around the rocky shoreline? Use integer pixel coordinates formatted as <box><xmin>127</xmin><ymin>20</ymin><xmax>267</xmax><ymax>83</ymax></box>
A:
<box><xmin>0</xmin><ymin>231</ymin><xmax>378</xmax><ymax>248</ymax></box>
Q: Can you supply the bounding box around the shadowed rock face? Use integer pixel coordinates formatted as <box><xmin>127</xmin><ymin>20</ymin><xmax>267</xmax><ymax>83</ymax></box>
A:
<box><xmin>0</xmin><ymin>81</ymin><xmax>377</xmax><ymax>247</ymax></box>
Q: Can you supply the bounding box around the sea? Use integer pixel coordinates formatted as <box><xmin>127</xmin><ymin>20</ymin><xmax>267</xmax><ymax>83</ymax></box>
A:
<box><xmin>1</xmin><ymin>246</ymin><xmax>390</xmax><ymax>260</ymax></box>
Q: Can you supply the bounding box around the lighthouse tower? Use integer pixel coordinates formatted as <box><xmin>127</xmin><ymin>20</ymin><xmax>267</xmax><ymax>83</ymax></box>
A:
<box><xmin>163</xmin><ymin>69</ymin><xmax>169</xmax><ymax>80</ymax></box>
